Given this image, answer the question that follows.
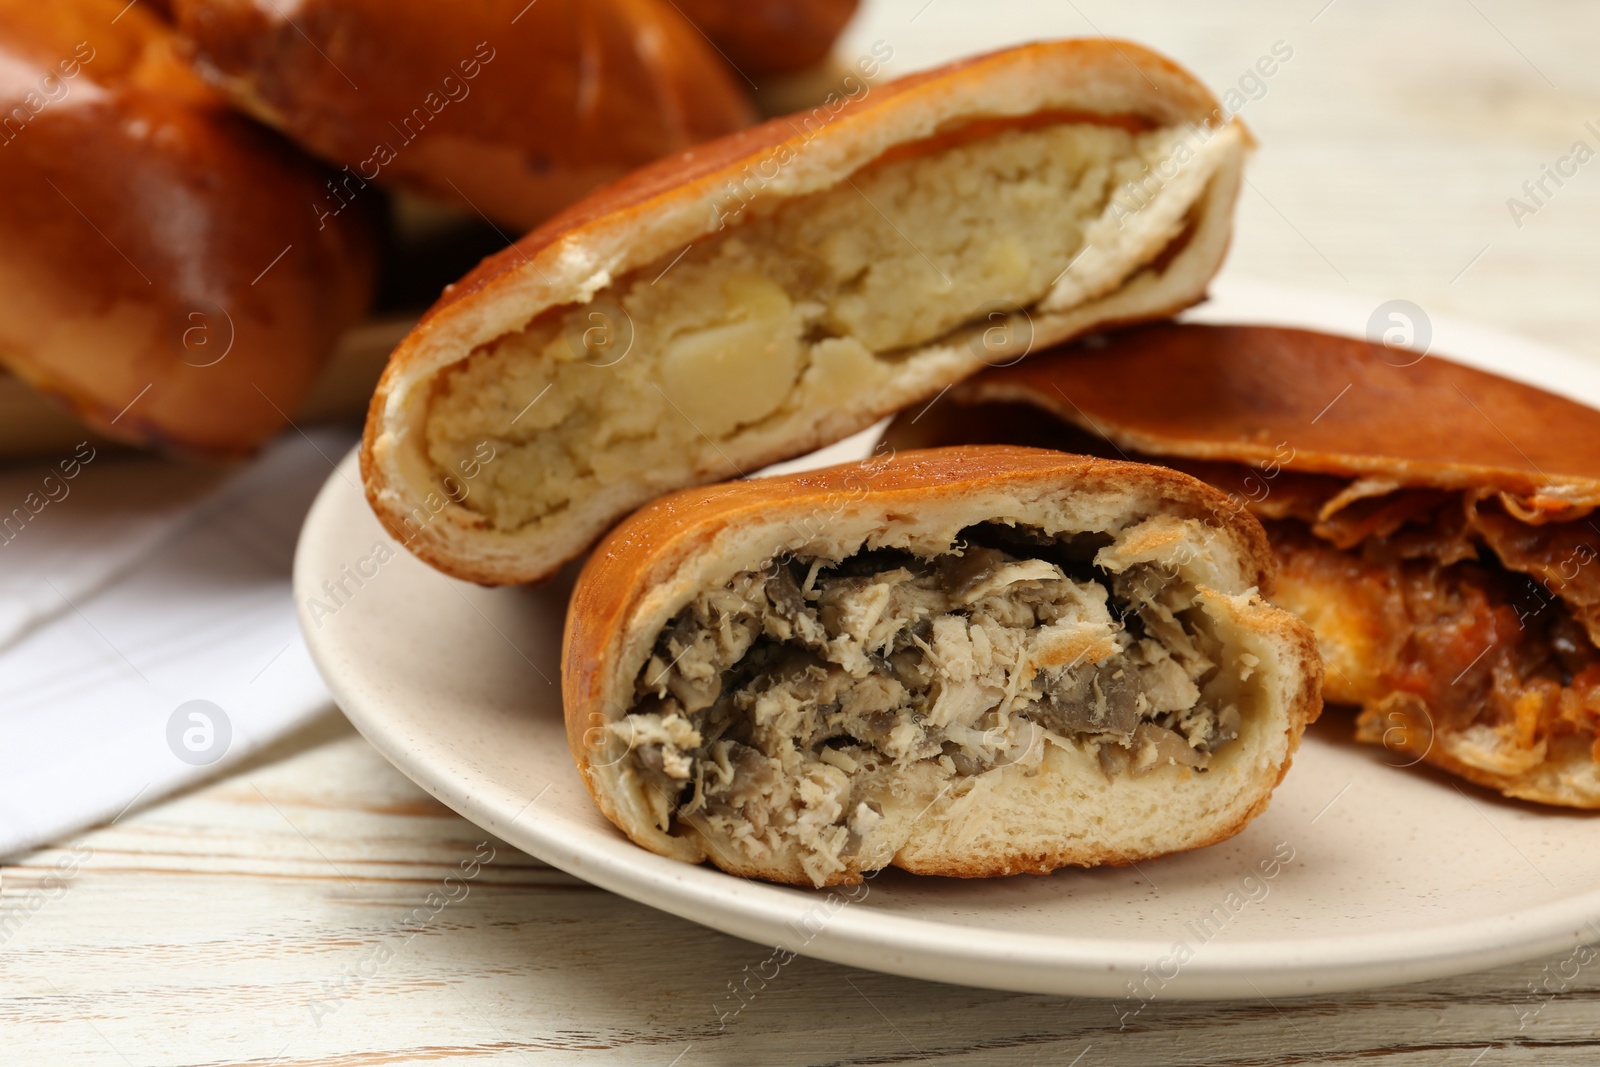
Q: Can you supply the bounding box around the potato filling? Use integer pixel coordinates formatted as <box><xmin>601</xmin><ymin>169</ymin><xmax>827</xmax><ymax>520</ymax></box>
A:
<box><xmin>615</xmin><ymin>524</ymin><xmax>1240</xmax><ymax>884</ymax></box>
<box><xmin>424</xmin><ymin>121</ymin><xmax>1210</xmax><ymax>533</ymax></box>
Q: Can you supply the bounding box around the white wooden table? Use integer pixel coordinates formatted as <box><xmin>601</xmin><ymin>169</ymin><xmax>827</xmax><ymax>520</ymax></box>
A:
<box><xmin>5</xmin><ymin>712</ymin><xmax>1600</xmax><ymax>1065</ymax></box>
<box><xmin>8</xmin><ymin>1</ymin><xmax>1600</xmax><ymax>1062</ymax></box>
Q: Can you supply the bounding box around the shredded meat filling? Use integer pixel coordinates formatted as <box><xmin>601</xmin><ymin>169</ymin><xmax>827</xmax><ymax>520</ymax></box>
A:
<box><xmin>896</xmin><ymin>398</ymin><xmax>1600</xmax><ymax>795</ymax></box>
<box><xmin>614</xmin><ymin>527</ymin><xmax>1236</xmax><ymax>884</ymax></box>
<box><xmin>1268</xmin><ymin>507</ymin><xmax>1600</xmax><ymax>778</ymax></box>
<box><xmin>1190</xmin><ymin>462</ymin><xmax>1600</xmax><ymax>641</ymax></box>
<box><xmin>1125</xmin><ymin>445</ymin><xmax>1600</xmax><ymax>790</ymax></box>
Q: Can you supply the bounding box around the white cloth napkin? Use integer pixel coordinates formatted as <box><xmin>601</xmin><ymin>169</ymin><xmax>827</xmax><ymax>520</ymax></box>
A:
<box><xmin>0</xmin><ymin>449</ymin><xmax>226</xmax><ymax>649</ymax></box>
<box><xmin>0</xmin><ymin>428</ymin><xmax>355</xmax><ymax>858</ymax></box>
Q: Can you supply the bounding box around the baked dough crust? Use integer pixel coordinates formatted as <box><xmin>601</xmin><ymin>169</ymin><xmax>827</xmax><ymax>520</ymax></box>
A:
<box><xmin>362</xmin><ymin>39</ymin><xmax>1254</xmax><ymax>586</ymax></box>
<box><xmin>169</xmin><ymin>0</ymin><xmax>756</xmax><ymax>230</ymax></box>
<box><xmin>563</xmin><ymin>445</ymin><xmax>1321</xmax><ymax>885</ymax></box>
<box><xmin>0</xmin><ymin>0</ymin><xmax>376</xmax><ymax>458</ymax></box>
<box><xmin>886</xmin><ymin>323</ymin><xmax>1600</xmax><ymax>807</ymax></box>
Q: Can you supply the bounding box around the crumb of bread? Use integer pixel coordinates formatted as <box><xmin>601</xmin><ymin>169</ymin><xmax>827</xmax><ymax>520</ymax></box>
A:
<box><xmin>423</xmin><ymin>122</ymin><xmax>1220</xmax><ymax>532</ymax></box>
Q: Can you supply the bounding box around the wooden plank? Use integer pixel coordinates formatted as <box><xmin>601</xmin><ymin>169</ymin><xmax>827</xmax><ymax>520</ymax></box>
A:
<box><xmin>4</xmin><ymin>715</ymin><xmax>1600</xmax><ymax>1065</ymax></box>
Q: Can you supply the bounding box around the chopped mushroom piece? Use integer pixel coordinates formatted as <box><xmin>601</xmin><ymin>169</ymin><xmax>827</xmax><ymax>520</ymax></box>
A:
<box><xmin>624</xmin><ymin>525</ymin><xmax>1237</xmax><ymax>884</ymax></box>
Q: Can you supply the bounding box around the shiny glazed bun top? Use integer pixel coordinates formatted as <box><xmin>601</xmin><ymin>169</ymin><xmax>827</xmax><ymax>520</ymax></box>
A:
<box><xmin>169</xmin><ymin>0</ymin><xmax>763</xmax><ymax>230</ymax></box>
<box><xmin>0</xmin><ymin>0</ymin><xmax>377</xmax><ymax>459</ymax></box>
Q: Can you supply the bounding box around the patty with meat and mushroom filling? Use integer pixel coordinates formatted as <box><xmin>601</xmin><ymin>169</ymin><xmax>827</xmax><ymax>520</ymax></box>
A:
<box><xmin>614</xmin><ymin>524</ymin><xmax>1242</xmax><ymax>884</ymax></box>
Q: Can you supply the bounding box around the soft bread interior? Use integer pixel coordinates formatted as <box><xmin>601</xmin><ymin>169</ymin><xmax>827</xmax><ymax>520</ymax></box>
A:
<box><xmin>419</xmin><ymin>121</ymin><xmax>1243</xmax><ymax>543</ymax></box>
<box><xmin>588</xmin><ymin>495</ymin><xmax>1312</xmax><ymax>887</ymax></box>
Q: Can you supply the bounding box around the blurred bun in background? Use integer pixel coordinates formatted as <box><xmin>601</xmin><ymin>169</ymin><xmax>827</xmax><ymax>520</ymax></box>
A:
<box><xmin>673</xmin><ymin>0</ymin><xmax>860</xmax><ymax>76</ymax></box>
<box><xmin>0</xmin><ymin>0</ymin><xmax>863</xmax><ymax>461</ymax></box>
<box><xmin>168</xmin><ymin>0</ymin><xmax>762</xmax><ymax>231</ymax></box>
<box><xmin>0</xmin><ymin>0</ymin><xmax>378</xmax><ymax>459</ymax></box>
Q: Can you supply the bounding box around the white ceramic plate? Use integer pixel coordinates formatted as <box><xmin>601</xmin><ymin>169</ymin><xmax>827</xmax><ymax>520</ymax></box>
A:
<box><xmin>295</xmin><ymin>277</ymin><xmax>1600</xmax><ymax>999</ymax></box>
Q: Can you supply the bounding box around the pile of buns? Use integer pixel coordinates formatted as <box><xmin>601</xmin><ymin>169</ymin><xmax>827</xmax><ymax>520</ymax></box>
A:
<box><xmin>0</xmin><ymin>0</ymin><xmax>858</xmax><ymax>458</ymax></box>
<box><xmin>23</xmin><ymin>7</ymin><xmax>1594</xmax><ymax>886</ymax></box>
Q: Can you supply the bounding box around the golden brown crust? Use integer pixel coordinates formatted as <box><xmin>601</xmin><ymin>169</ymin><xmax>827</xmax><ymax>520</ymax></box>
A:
<box><xmin>565</xmin><ymin>444</ymin><xmax>1277</xmax><ymax>753</ymax></box>
<box><xmin>673</xmin><ymin>0</ymin><xmax>859</xmax><ymax>76</ymax></box>
<box><xmin>361</xmin><ymin>38</ymin><xmax>1252</xmax><ymax>586</ymax></box>
<box><xmin>949</xmin><ymin>322</ymin><xmax>1600</xmax><ymax>508</ymax></box>
<box><xmin>1357</xmin><ymin>709</ymin><xmax>1600</xmax><ymax>808</ymax></box>
<box><xmin>888</xmin><ymin>323</ymin><xmax>1600</xmax><ymax>808</ymax></box>
<box><xmin>421</xmin><ymin>39</ymin><xmax>1235</xmax><ymax>320</ymax></box>
<box><xmin>360</xmin><ymin>282</ymin><xmax>1223</xmax><ymax>591</ymax></box>
<box><xmin>170</xmin><ymin>0</ymin><xmax>757</xmax><ymax>231</ymax></box>
<box><xmin>0</xmin><ymin>0</ymin><xmax>376</xmax><ymax>459</ymax></box>
<box><xmin>564</xmin><ymin>445</ymin><xmax>1321</xmax><ymax>884</ymax></box>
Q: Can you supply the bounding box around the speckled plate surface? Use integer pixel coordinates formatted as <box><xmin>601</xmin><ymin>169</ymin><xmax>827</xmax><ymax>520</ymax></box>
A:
<box><xmin>295</xmin><ymin>277</ymin><xmax>1600</xmax><ymax>999</ymax></box>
